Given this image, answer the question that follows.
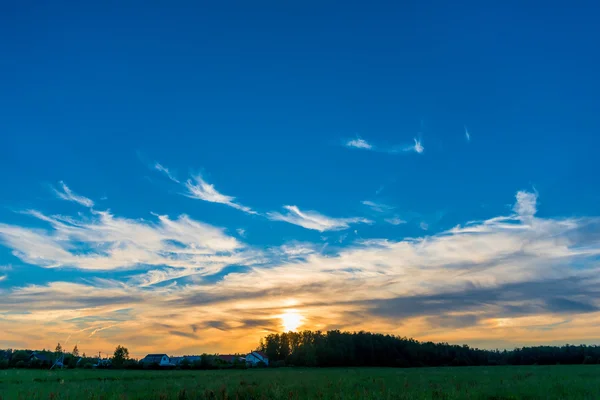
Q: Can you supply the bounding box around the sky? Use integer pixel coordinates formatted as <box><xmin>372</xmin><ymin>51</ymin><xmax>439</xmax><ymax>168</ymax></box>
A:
<box><xmin>1</xmin><ymin>0</ymin><xmax>600</xmax><ymax>358</ymax></box>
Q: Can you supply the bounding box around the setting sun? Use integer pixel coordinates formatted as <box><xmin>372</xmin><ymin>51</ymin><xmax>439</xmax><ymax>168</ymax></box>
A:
<box><xmin>280</xmin><ymin>310</ymin><xmax>303</xmax><ymax>332</ymax></box>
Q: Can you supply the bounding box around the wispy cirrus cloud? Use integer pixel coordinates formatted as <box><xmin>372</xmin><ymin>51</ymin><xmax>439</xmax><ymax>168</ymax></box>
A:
<box><xmin>52</xmin><ymin>181</ymin><xmax>94</xmax><ymax>207</ymax></box>
<box><xmin>154</xmin><ymin>162</ymin><xmax>180</xmax><ymax>183</ymax></box>
<box><xmin>0</xmin><ymin>208</ymin><xmax>252</xmax><ymax>274</ymax></box>
<box><xmin>361</xmin><ymin>200</ymin><xmax>394</xmax><ymax>213</ymax></box>
<box><xmin>343</xmin><ymin>136</ymin><xmax>424</xmax><ymax>154</ymax></box>
<box><xmin>384</xmin><ymin>216</ymin><xmax>406</xmax><ymax>225</ymax></box>
<box><xmin>185</xmin><ymin>175</ymin><xmax>256</xmax><ymax>215</ymax></box>
<box><xmin>267</xmin><ymin>205</ymin><xmax>372</xmax><ymax>232</ymax></box>
<box><xmin>465</xmin><ymin>126</ymin><xmax>471</xmax><ymax>142</ymax></box>
<box><xmin>152</xmin><ymin>161</ymin><xmax>256</xmax><ymax>215</ymax></box>
<box><xmin>345</xmin><ymin>138</ymin><xmax>373</xmax><ymax>149</ymax></box>
<box><xmin>2</xmin><ymin>190</ymin><xmax>600</xmax><ymax>355</ymax></box>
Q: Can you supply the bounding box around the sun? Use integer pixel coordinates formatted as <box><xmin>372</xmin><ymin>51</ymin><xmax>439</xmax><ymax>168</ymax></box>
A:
<box><xmin>280</xmin><ymin>310</ymin><xmax>303</xmax><ymax>332</ymax></box>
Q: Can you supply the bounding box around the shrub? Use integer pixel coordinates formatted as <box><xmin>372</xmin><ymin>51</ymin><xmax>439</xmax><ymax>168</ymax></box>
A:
<box><xmin>0</xmin><ymin>359</ymin><xmax>9</xmax><ymax>369</ymax></box>
<box><xmin>84</xmin><ymin>363</ymin><xmax>93</xmax><ymax>369</ymax></box>
<box><xmin>16</xmin><ymin>360</ymin><xmax>26</xmax><ymax>368</ymax></box>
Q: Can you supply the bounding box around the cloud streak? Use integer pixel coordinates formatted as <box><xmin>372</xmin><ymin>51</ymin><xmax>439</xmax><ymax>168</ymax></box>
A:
<box><xmin>343</xmin><ymin>137</ymin><xmax>424</xmax><ymax>155</ymax></box>
<box><xmin>267</xmin><ymin>205</ymin><xmax>372</xmax><ymax>232</ymax></box>
<box><xmin>361</xmin><ymin>200</ymin><xmax>394</xmax><ymax>213</ymax></box>
<box><xmin>384</xmin><ymin>216</ymin><xmax>406</xmax><ymax>225</ymax></box>
<box><xmin>345</xmin><ymin>138</ymin><xmax>373</xmax><ymax>150</ymax></box>
<box><xmin>185</xmin><ymin>175</ymin><xmax>256</xmax><ymax>214</ymax></box>
<box><xmin>154</xmin><ymin>162</ymin><xmax>180</xmax><ymax>183</ymax></box>
<box><xmin>0</xmin><ymin>209</ymin><xmax>252</xmax><ymax>276</ymax></box>
<box><xmin>52</xmin><ymin>181</ymin><xmax>94</xmax><ymax>207</ymax></box>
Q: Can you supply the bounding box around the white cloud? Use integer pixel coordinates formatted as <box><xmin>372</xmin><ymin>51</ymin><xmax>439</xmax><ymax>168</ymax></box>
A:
<box><xmin>236</xmin><ymin>228</ymin><xmax>246</xmax><ymax>237</ymax></box>
<box><xmin>52</xmin><ymin>181</ymin><xmax>94</xmax><ymax>207</ymax></box>
<box><xmin>385</xmin><ymin>216</ymin><xmax>406</xmax><ymax>225</ymax></box>
<box><xmin>412</xmin><ymin>138</ymin><xmax>424</xmax><ymax>154</ymax></box>
<box><xmin>154</xmin><ymin>162</ymin><xmax>180</xmax><ymax>183</ymax></box>
<box><xmin>267</xmin><ymin>205</ymin><xmax>372</xmax><ymax>232</ymax></box>
<box><xmin>0</xmin><ymin>209</ymin><xmax>254</xmax><ymax>274</ymax></box>
<box><xmin>346</xmin><ymin>138</ymin><xmax>373</xmax><ymax>150</ymax></box>
<box><xmin>420</xmin><ymin>221</ymin><xmax>429</xmax><ymax>230</ymax></box>
<box><xmin>0</xmin><ymin>274</ymin><xmax>6</xmax><ymax>281</ymax></box>
<box><xmin>362</xmin><ymin>200</ymin><xmax>394</xmax><ymax>213</ymax></box>
<box><xmin>2</xmin><ymin>190</ymin><xmax>600</xmax><ymax>354</ymax></box>
<box><xmin>465</xmin><ymin>126</ymin><xmax>471</xmax><ymax>142</ymax></box>
<box><xmin>344</xmin><ymin>137</ymin><xmax>424</xmax><ymax>155</ymax></box>
<box><xmin>185</xmin><ymin>175</ymin><xmax>256</xmax><ymax>215</ymax></box>
<box><xmin>514</xmin><ymin>190</ymin><xmax>538</xmax><ymax>217</ymax></box>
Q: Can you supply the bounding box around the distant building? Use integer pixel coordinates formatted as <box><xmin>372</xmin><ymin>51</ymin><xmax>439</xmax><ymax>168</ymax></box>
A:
<box><xmin>28</xmin><ymin>352</ymin><xmax>52</xmax><ymax>365</ymax></box>
<box><xmin>0</xmin><ymin>350</ymin><xmax>12</xmax><ymax>361</ymax></box>
<box><xmin>169</xmin><ymin>356</ymin><xmax>184</xmax><ymax>365</ymax></box>
<box><xmin>217</xmin><ymin>354</ymin><xmax>244</xmax><ymax>364</ymax></box>
<box><xmin>182</xmin><ymin>355</ymin><xmax>202</xmax><ymax>364</ymax></box>
<box><xmin>245</xmin><ymin>351</ymin><xmax>269</xmax><ymax>366</ymax></box>
<box><xmin>140</xmin><ymin>354</ymin><xmax>171</xmax><ymax>367</ymax></box>
<box><xmin>94</xmin><ymin>358</ymin><xmax>112</xmax><ymax>368</ymax></box>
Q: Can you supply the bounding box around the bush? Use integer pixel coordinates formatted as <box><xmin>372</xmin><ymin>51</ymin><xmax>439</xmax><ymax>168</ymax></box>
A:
<box><xmin>84</xmin><ymin>363</ymin><xmax>93</xmax><ymax>369</ymax></box>
<box><xmin>16</xmin><ymin>360</ymin><xmax>26</xmax><ymax>368</ymax></box>
<box><xmin>0</xmin><ymin>359</ymin><xmax>9</xmax><ymax>369</ymax></box>
<box><xmin>123</xmin><ymin>359</ymin><xmax>140</xmax><ymax>369</ymax></box>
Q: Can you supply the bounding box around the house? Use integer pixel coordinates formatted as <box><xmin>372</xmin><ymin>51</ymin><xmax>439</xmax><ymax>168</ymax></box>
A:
<box><xmin>28</xmin><ymin>352</ymin><xmax>52</xmax><ymax>364</ymax></box>
<box><xmin>216</xmin><ymin>354</ymin><xmax>244</xmax><ymax>364</ymax></box>
<box><xmin>94</xmin><ymin>358</ymin><xmax>112</xmax><ymax>368</ymax></box>
<box><xmin>169</xmin><ymin>356</ymin><xmax>185</xmax><ymax>365</ymax></box>
<box><xmin>0</xmin><ymin>350</ymin><xmax>12</xmax><ymax>361</ymax></box>
<box><xmin>182</xmin><ymin>355</ymin><xmax>202</xmax><ymax>364</ymax></box>
<box><xmin>140</xmin><ymin>354</ymin><xmax>171</xmax><ymax>367</ymax></box>
<box><xmin>245</xmin><ymin>351</ymin><xmax>269</xmax><ymax>366</ymax></box>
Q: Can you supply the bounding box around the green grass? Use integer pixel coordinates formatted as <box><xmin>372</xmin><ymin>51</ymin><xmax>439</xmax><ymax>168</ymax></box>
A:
<box><xmin>1</xmin><ymin>365</ymin><xmax>600</xmax><ymax>399</ymax></box>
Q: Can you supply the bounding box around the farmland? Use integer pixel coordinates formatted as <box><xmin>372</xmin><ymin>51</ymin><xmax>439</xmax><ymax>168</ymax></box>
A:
<box><xmin>1</xmin><ymin>365</ymin><xmax>600</xmax><ymax>399</ymax></box>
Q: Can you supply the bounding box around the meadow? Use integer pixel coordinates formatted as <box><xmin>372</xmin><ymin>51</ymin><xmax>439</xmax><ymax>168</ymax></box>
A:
<box><xmin>1</xmin><ymin>365</ymin><xmax>600</xmax><ymax>400</ymax></box>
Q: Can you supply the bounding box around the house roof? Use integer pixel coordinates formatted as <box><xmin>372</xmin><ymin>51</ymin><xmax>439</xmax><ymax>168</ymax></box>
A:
<box><xmin>248</xmin><ymin>351</ymin><xmax>268</xmax><ymax>360</ymax></box>
<box><xmin>141</xmin><ymin>354</ymin><xmax>168</xmax><ymax>363</ymax></box>
<box><xmin>254</xmin><ymin>351</ymin><xmax>268</xmax><ymax>359</ymax></box>
<box><xmin>217</xmin><ymin>354</ymin><xmax>240</xmax><ymax>363</ymax></box>
<box><xmin>29</xmin><ymin>352</ymin><xmax>51</xmax><ymax>362</ymax></box>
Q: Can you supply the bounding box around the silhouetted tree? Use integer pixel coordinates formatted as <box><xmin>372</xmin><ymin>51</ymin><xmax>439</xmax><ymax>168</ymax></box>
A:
<box><xmin>112</xmin><ymin>345</ymin><xmax>129</xmax><ymax>368</ymax></box>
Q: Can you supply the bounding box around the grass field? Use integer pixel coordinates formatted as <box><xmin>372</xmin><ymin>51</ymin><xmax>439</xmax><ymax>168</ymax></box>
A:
<box><xmin>1</xmin><ymin>365</ymin><xmax>600</xmax><ymax>399</ymax></box>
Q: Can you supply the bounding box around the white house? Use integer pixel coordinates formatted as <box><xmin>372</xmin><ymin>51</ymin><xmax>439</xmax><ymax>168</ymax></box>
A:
<box><xmin>140</xmin><ymin>353</ymin><xmax>171</xmax><ymax>366</ymax></box>
<box><xmin>245</xmin><ymin>351</ymin><xmax>269</xmax><ymax>366</ymax></box>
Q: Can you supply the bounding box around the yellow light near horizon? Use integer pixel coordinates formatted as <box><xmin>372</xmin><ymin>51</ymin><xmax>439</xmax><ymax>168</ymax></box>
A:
<box><xmin>280</xmin><ymin>310</ymin><xmax>303</xmax><ymax>332</ymax></box>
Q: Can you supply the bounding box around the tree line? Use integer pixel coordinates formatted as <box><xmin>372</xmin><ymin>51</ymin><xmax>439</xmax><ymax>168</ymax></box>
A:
<box><xmin>257</xmin><ymin>330</ymin><xmax>600</xmax><ymax>367</ymax></box>
<box><xmin>0</xmin><ymin>343</ymin><xmax>248</xmax><ymax>370</ymax></box>
<box><xmin>0</xmin><ymin>343</ymin><xmax>132</xmax><ymax>370</ymax></box>
<box><xmin>3</xmin><ymin>330</ymin><xmax>600</xmax><ymax>370</ymax></box>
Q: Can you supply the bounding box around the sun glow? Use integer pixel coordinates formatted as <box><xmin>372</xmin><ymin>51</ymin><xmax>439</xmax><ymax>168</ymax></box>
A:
<box><xmin>280</xmin><ymin>309</ymin><xmax>303</xmax><ymax>332</ymax></box>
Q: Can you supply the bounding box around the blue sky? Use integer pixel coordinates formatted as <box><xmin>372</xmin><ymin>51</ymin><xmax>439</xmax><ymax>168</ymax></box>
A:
<box><xmin>1</xmin><ymin>0</ymin><xmax>599</xmax><ymax>356</ymax></box>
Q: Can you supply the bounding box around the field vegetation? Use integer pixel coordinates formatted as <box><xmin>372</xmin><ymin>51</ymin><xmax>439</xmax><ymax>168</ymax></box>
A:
<box><xmin>2</xmin><ymin>365</ymin><xmax>600</xmax><ymax>399</ymax></box>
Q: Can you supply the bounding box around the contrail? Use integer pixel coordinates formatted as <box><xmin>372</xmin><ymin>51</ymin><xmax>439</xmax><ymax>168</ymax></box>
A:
<box><xmin>88</xmin><ymin>324</ymin><xmax>118</xmax><ymax>337</ymax></box>
<box><xmin>65</xmin><ymin>326</ymin><xmax>96</xmax><ymax>347</ymax></box>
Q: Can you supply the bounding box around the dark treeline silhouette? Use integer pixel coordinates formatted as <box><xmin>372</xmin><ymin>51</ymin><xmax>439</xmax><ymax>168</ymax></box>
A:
<box><xmin>3</xmin><ymin>331</ymin><xmax>600</xmax><ymax>370</ymax></box>
<box><xmin>257</xmin><ymin>330</ymin><xmax>600</xmax><ymax>367</ymax></box>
